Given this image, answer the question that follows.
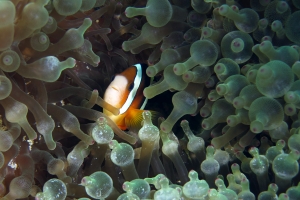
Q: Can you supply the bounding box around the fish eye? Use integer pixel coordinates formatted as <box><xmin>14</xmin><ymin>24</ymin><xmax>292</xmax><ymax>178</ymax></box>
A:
<box><xmin>128</xmin><ymin>83</ymin><xmax>134</xmax><ymax>91</ymax></box>
<box><xmin>111</xmin><ymin>75</ymin><xmax>115</xmax><ymax>81</ymax></box>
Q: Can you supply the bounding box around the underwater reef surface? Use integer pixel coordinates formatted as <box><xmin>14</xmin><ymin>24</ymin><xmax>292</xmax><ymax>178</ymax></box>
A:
<box><xmin>0</xmin><ymin>0</ymin><xmax>300</xmax><ymax>199</ymax></box>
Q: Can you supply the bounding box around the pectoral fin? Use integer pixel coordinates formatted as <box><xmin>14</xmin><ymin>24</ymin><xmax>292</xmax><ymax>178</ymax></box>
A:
<box><xmin>125</xmin><ymin>109</ymin><xmax>161</xmax><ymax>132</ymax></box>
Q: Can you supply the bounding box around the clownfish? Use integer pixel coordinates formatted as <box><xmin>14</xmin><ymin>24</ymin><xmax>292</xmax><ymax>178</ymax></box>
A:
<box><xmin>103</xmin><ymin>63</ymin><xmax>159</xmax><ymax>131</ymax></box>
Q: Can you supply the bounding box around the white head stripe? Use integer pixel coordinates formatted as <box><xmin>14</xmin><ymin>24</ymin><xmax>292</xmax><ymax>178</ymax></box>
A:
<box><xmin>119</xmin><ymin>64</ymin><xmax>142</xmax><ymax>114</ymax></box>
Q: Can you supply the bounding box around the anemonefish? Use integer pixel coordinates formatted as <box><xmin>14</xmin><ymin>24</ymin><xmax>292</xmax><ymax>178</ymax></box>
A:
<box><xmin>103</xmin><ymin>63</ymin><xmax>158</xmax><ymax>131</ymax></box>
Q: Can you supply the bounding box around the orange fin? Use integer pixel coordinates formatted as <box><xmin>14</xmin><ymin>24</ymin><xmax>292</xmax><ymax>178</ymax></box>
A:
<box><xmin>125</xmin><ymin>109</ymin><xmax>161</xmax><ymax>132</ymax></box>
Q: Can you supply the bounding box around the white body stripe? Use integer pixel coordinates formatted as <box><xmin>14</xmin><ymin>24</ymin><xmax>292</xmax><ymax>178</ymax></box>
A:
<box><xmin>119</xmin><ymin>64</ymin><xmax>142</xmax><ymax>114</ymax></box>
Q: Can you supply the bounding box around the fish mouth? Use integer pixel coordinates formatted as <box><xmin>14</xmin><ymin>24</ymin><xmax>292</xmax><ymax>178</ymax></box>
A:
<box><xmin>111</xmin><ymin>86</ymin><xmax>119</xmax><ymax>92</ymax></box>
